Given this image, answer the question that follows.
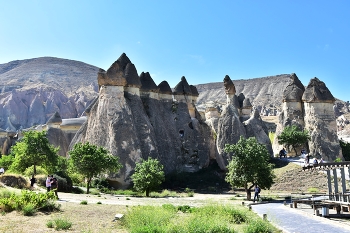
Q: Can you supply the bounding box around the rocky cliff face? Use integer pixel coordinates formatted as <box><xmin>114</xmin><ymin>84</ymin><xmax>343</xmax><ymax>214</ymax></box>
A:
<box><xmin>70</xmin><ymin>54</ymin><xmax>214</xmax><ymax>188</ymax></box>
<box><xmin>0</xmin><ymin>57</ymin><xmax>99</xmax><ymax>130</ymax></box>
<box><xmin>195</xmin><ymin>74</ymin><xmax>291</xmax><ymax>113</ymax></box>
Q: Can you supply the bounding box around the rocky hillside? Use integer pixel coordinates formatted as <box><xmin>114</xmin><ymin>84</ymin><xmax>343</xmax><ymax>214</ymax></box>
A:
<box><xmin>0</xmin><ymin>57</ymin><xmax>347</xmax><ymax>131</ymax></box>
<box><xmin>195</xmin><ymin>74</ymin><xmax>290</xmax><ymax>112</ymax></box>
<box><xmin>0</xmin><ymin>57</ymin><xmax>99</xmax><ymax>130</ymax></box>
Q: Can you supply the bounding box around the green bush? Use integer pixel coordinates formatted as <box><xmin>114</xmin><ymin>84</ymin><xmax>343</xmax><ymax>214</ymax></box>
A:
<box><xmin>0</xmin><ymin>155</ymin><xmax>15</xmax><ymax>170</ymax></box>
<box><xmin>0</xmin><ymin>189</ymin><xmax>15</xmax><ymax>198</ymax></box>
<box><xmin>37</xmin><ymin>174</ymin><xmax>71</xmax><ymax>192</ymax></box>
<box><xmin>89</xmin><ymin>188</ymin><xmax>100</xmax><ymax>195</ymax></box>
<box><xmin>46</xmin><ymin>220</ymin><xmax>54</xmax><ymax>228</ymax></box>
<box><xmin>23</xmin><ymin>166</ymin><xmax>47</xmax><ymax>177</ymax></box>
<box><xmin>22</xmin><ymin>203</ymin><xmax>36</xmax><ymax>216</ymax></box>
<box><xmin>80</xmin><ymin>200</ymin><xmax>88</xmax><ymax>205</ymax></box>
<box><xmin>71</xmin><ymin>186</ymin><xmax>85</xmax><ymax>194</ymax></box>
<box><xmin>0</xmin><ymin>190</ymin><xmax>60</xmax><ymax>213</ymax></box>
<box><xmin>54</xmin><ymin>171</ymin><xmax>73</xmax><ymax>192</ymax></box>
<box><xmin>92</xmin><ymin>177</ymin><xmax>110</xmax><ymax>189</ymax></box>
<box><xmin>53</xmin><ymin>218</ymin><xmax>72</xmax><ymax>230</ymax></box>
<box><xmin>69</xmin><ymin>172</ymin><xmax>85</xmax><ymax>186</ymax></box>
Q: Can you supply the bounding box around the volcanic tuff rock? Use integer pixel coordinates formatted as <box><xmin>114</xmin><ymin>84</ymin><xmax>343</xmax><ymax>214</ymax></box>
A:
<box><xmin>273</xmin><ymin>74</ymin><xmax>342</xmax><ymax>161</ymax></box>
<box><xmin>70</xmin><ymin>54</ymin><xmax>214</xmax><ymax>188</ymax></box>
<box><xmin>0</xmin><ymin>57</ymin><xmax>99</xmax><ymax>130</ymax></box>
<box><xmin>302</xmin><ymin>78</ymin><xmax>341</xmax><ymax>161</ymax></box>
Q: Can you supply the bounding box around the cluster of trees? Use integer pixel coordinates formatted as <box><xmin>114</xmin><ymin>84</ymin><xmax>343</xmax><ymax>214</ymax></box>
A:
<box><xmin>0</xmin><ymin>131</ymin><xmax>164</xmax><ymax>195</ymax></box>
<box><xmin>5</xmin><ymin>123</ymin><xmax>344</xmax><ymax>200</ymax></box>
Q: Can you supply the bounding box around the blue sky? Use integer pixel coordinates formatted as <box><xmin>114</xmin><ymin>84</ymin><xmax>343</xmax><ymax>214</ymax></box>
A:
<box><xmin>1</xmin><ymin>0</ymin><xmax>349</xmax><ymax>101</ymax></box>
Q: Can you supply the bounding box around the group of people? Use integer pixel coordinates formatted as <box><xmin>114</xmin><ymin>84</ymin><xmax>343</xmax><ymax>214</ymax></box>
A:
<box><xmin>46</xmin><ymin>174</ymin><xmax>59</xmax><ymax>198</ymax></box>
<box><xmin>301</xmin><ymin>149</ymin><xmax>324</xmax><ymax>165</ymax></box>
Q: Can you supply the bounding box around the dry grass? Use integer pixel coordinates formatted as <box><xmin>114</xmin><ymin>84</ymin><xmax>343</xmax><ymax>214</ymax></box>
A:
<box><xmin>0</xmin><ymin>201</ymin><xmax>129</xmax><ymax>233</ymax></box>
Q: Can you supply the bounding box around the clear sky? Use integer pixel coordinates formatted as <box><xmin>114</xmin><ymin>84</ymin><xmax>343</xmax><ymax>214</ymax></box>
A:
<box><xmin>1</xmin><ymin>0</ymin><xmax>349</xmax><ymax>101</ymax></box>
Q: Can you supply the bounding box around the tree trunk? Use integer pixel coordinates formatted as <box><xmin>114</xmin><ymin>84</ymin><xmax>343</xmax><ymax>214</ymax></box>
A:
<box><xmin>246</xmin><ymin>183</ymin><xmax>256</xmax><ymax>201</ymax></box>
<box><xmin>146</xmin><ymin>188</ymin><xmax>150</xmax><ymax>197</ymax></box>
<box><xmin>34</xmin><ymin>164</ymin><xmax>37</xmax><ymax>175</ymax></box>
<box><xmin>245</xmin><ymin>183</ymin><xmax>251</xmax><ymax>201</ymax></box>
<box><xmin>87</xmin><ymin>179</ymin><xmax>91</xmax><ymax>194</ymax></box>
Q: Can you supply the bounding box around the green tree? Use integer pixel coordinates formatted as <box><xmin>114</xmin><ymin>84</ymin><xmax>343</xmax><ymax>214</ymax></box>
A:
<box><xmin>340</xmin><ymin>140</ymin><xmax>350</xmax><ymax>161</ymax></box>
<box><xmin>224</xmin><ymin>136</ymin><xmax>275</xmax><ymax>200</ymax></box>
<box><xmin>68</xmin><ymin>142</ymin><xmax>122</xmax><ymax>194</ymax></box>
<box><xmin>131</xmin><ymin>158</ymin><xmax>165</xmax><ymax>197</ymax></box>
<box><xmin>10</xmin><ymin>131</ymin><xmax>59</xmax><ymax>175</ymax></box>
<box><xmin>0</xmin><ymin>154</ymin><xmax>15</xmax><ymax>171</ymax></box>
<box><xmin>277</xmin><ymin>125</ymin><xmax>310</xmax><ymax>156</ymax></box>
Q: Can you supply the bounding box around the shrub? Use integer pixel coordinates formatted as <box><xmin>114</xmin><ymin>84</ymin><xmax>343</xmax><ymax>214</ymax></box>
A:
<box><xmin>80</xmin><ymin>200</ymin><xmax>88</xmax><ymax>205</ymax></box>
<box><xmin>23</xmin><ymin>165</ymin><xmax>47</xmax><ymax>177</ymax></box>
<box><xmin>54</xmin><ymin>171</ymin><xmax>73</xmax><ymax>192</ymax></box>
<box><xmin>53</xmin><ymin>218</ymin><xmax>72</xmax><ymax>230</ymax></box>
<box><xmin>92</xmin><ymin>177</ymin><xmax>110</xmax><ymax>189</ymax></box>
<box><xmin>0</xmin><ymin>155</ymin><xmax>15</xmax><ymax>170</ymax></box>
<box><xmin>0</xmin><ymin>190</ymin><xmax>60</xmax><ymax>213</ymax></box>
<box><xmin>0</xmin><ymin>174</ymin><xmax>28</xmax><ymax>189</ymax></box>
<box><xmin>334</xmin><ymin>158</ymin><xmax>342</xmax><ymax>162</ymax></box>
<box><xmin>46</xmin><ymin>220</ymin><xmax>54</xmax><ymax>228</ymax></box>
<box><xmin>22</xmin><ymin>203</ymin><xmax>36</xmax><ymax>216</ymax></box>
<box><xmin>89</xmin><ymin>188</ymin><xmax>100</xmax><ymax>195</ymax></box>
<box><xmin>97</xmin><ymin>201</ymin><xmax>102</xmax><ymax>204</ymax></box>
<box><xmin>37</xmin><ymin>174</ymin><xmax>71</xmax><ymax>192</ymax></box>
<box><xmin>71</xmin><ymin>186</ymin><xmax>85</xmax><ymax>194</ymax></box>
<box><xmin>0</xmin><ymin>189</ymin><xmax>15</xmax><ymax>198</ymax></box>
<box><xmin>69</xmin><ymin>172</ymin><xmax>85</xmax><ymax>186</ymax></box>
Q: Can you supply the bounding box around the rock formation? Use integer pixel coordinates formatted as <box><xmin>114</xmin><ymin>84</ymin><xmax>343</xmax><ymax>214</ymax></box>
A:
<box><xmin>272</xmin><ymin>73</ymin><xmax>306</xmax><ymax>154</ymax></box>
<box><xmin>273</xmin><ymin>74</ymin><xmax>342</xmax><ymax>161</ymax></box>
<box><xmin>302</xmin><ymin>78</ymin><xmax>342</xmax><ymax>161</ymax></box>
<box><xmin>243</xmin><ymin>107</ymin><xmax>273</xmax><ymax>155</ymax></box>
<box><xmin>70</xmin><ymin>53</ymin><xmax>214</xmax><ymax>188</ymax></box>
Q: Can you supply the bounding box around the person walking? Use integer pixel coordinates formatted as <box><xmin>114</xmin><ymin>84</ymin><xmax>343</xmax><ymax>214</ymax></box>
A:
<box><xmin>0</xmin><ymin>167</ymin><xmax>5</xmax><ymax>175</ymax></box>
<box><xmin>253</xmin><ymin>185</ymin><xmax>261</xmax><ymax>203</ymax></box>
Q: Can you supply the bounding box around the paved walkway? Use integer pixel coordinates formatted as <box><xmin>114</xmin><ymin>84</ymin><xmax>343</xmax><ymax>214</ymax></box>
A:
<box><xmin>251</xmin><ymin>202</ymin><xmax>350</xmax><ymax>233</ymax></box>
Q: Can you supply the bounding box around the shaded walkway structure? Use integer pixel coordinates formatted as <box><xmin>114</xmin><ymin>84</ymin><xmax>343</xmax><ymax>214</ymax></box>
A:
<box><xmin>302</xmin><ymin>161</ymin><xmax>350</xmax><ymax>212</ymax></box>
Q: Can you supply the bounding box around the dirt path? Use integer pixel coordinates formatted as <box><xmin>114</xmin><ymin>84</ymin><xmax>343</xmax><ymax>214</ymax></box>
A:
<box><xmin>56</xmin><ymin>191</ymin><xmax>237</xmax><ymax>207</ymax></box>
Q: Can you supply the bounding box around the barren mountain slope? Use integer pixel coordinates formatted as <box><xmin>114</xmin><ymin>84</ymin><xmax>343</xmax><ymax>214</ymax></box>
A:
<box><xmin>0</xmin><ymin>57</ymin><xmax>100</xmax><ymax>97</ymax></box>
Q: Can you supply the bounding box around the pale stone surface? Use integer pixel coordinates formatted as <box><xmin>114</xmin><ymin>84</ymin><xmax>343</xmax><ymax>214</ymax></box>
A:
<box><xmin>243</xmin><ymin>108</ymin><xmax>273</xmax><ymax>156</ymax></box>
<box><xmin>70</xmin><ymin>55</ymin><xmax>213</xmax><ymax>188</ymax></box>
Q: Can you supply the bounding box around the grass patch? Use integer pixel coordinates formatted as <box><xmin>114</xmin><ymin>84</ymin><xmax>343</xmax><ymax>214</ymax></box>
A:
<box><xmin>122</xmin><ymin>204</ymin><xmax>279</xmax><ymax>233</ymax></box>
<box><xmin>149</xmin><ymin>189</ymin><xmax>178</xmax><ymax>197</ymax></box>
<box><xmin>52</xmin><ymin>217</ymin><xmax>72</xmax><ymax>230</ymax></box>
<box><xmin>80</xmin><ymin>200</ymin><xmax>88</xmax><ymax>205</ymax></box>
<box><xmin>89</xmin><ymin>188</ymin><xmax>100</xmax><ymax>195</ymax></box>
<box><xmin>307</xmin><ymin>187</ymin><xmax>319</xmax><ymax>193</ymax></box>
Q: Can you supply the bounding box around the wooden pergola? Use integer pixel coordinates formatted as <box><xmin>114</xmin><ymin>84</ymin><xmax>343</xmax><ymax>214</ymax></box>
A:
<box><xmin>303</xmin><ymin>162</ymin><xmax>350</xmax><ymax>201</ymax></box>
